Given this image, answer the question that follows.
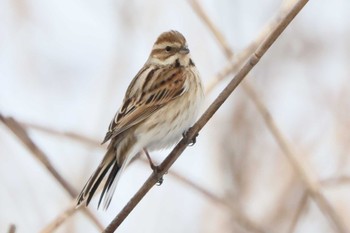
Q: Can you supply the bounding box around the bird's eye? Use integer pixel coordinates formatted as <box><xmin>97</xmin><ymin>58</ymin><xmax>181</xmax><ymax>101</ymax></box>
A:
<box><xmin>165</xmin><ymin>46</ymin><xmax>172</xmax><ymax>52</ymax></box>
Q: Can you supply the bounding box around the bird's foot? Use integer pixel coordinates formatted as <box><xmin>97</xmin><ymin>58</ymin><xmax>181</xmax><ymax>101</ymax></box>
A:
<box><xmin>150</xmin><ymin>165</ymin><xmax>164</xmax><ymax>186</ymax></box>
<box><xmin>183</xmin><ymin>128</ymin><xmax>199</xmax><ymax>146</ymax></box>
<box><xmin>156</xmin><ymin>175</ymin><xmax>164</xmax><ymax>186</ymax></box>
<box><xmin>143</xmin><ymin>149</ymin><xmax>164</xmax><ymax>185</ymax></box>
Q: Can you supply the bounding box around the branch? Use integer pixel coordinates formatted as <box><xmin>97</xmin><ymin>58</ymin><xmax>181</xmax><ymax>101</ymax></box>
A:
<box><xmin>0</xmin><ymin>114</ymin><xmax>104</xmax><ymax>232</ymax></box>
<box><xmin>7</xmin><ymin>224</ymin><xmax>16</xmax><ymax>233</ymax></box>
<box><xmin>21</xmin><ymin>121</ymin><xmax>101</xmax><ymax>147</ymax></box>
<box><xmin>188</xmin><ymin>0</ymin><xmax>234</xmax><ymax>59</ymax></box>
<box><xmin>103</xmin><ymin>0</ymin><xmax>309</xmax><ymax>232</ymax></box>
<box><xmin>201</xmin><ymin>0</ymin><xmax>295</xmax><ymax>94</ymax></box>
<box><xmin>321</xmin><ymin>176</ymin><xmax>350</xmax><ymax>187</ymax></box>
<box><xmin>287</xmin><ymin>192</ymin><xmax>308</xmax><ymax>233</ymax></box>
<box><xmin>244</xmin><ymin>84</ymin><xmax>348</xmax><ymax>233</ymax></box>
<box><xmin>189</xmin><ymin>0</ymin><xmax>349</xmax><ymax>232</ymax></box>
<box><xmin>39</xmin><ymin>200</ymin><xmax>78</xmax><ymax>233</ymax></box>
<box><xmin>166</xmin><ymin>167</ymin><xmax>267</xmax><ymax>233</ymax></box>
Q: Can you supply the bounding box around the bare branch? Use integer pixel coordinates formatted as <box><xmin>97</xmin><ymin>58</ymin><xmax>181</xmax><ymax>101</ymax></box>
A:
<box><xmin>188</xmin><ymin>0</ymin><xmax>349</xmax><ymax>232</ymax></box>
<box><xmin>0</xmin><ymin>114</ymin><xmax>104</xmax><ymax>232</ymax></box>
<box><xmin>322</xmin><ymin>176</ymin><xmax>350</xmax><ymax>187</ymax></box>
<box><xmin>287</xmin><ymin>192</ymin><xmax>308</xmax><ymax>233</ymax></box>
<box><xmin>39</xmin><ymin>200</ymin><xmax>79</xmax><ymax>233</ymax></box>
<box><xmin>167</xmin><ymin>168</ymin><xmax>267</xmax><ymax>233</ymax></box>
<box><xmin>103</xmin><ymin>0</ymin><xmax>309</xmax><ymax>232</ymax></box>
<box><xmin>7</xmin><ymin>224</ymin><xmax>16</xmax><ymax>233</ymax></box>
<box><xmin>188</xmin><ymin>0</ymin><xmax>234</xmax><ymax>59</ymax></box>
<box><xmin>243</xmin><ymin>79</ymin><xmax>349</xmax><ymax>233</ymax></box>
<box><xmin>22</xmin><ymin>121</ymin><xmax>101</xmax><ymax>147</ymax></box>
<box><xmin>202</xmin><ymin>0</ymin><xmax>294</xmax><ymax>94</ymax></box>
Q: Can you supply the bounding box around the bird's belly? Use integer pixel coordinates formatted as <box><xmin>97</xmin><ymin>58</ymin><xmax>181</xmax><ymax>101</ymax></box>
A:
<box><xmin>135</xmin><ymin>95</ymin><xmax>202</xmax><ymax>151</ymax></box>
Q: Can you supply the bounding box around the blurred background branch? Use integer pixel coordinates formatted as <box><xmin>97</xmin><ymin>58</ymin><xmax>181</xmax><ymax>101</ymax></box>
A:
<box><xmin>7</xmin><ymin>224</ymin><xmax>16</xmax><ymax>233</ymax></box>
<box><xmin>0</xmin><ymin>114</ymin><xmax>104</xmax><ymax>232</ymax></box>
<box><xmin>189</xmin><ymin>0</ymin><xmax>349</xmax><ymax>232</ymax></box>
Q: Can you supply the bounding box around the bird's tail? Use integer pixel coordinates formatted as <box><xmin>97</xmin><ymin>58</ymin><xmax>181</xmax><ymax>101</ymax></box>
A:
<box><xmin>76</xmin><ymin>147</ymin><xmax>117</xmax><ymax>208</ymax></box>
<box><xmin>76</xmin><ymin>136</ymin><xmax>137</xmax><ymax>209</ymax></box>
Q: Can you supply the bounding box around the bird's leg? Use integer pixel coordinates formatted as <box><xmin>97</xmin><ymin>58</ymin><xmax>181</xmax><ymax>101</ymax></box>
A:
<box><xmin>182</xmin><ymin>128</ymin><xmax>198</xmax><ymax>146</ymax></box>
<box><xmin>143</xmin><ymin>148</ymin><xmax>163</xmax><ymax>185</ymax></box>
<box><xmin>143</xmin><ymin>148</ymin><xmax>157</xmax><ymax>170</ymax></box>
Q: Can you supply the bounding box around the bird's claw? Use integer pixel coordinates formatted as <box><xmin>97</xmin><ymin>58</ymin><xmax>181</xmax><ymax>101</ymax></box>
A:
<box><xmin>144</xmin><ymin>149</ymin><xmax>164</xmax><ymax>186</ymax></box>
<box><xmin>156</xmin><ymin>176</ymin><xmax>164</xmax><ymax>186</ymax></box>
<box><xmin>189</xmin><ymin>136</ymin><xmax>196</xmax><ymax>146</ymax></box>
<box><xmin>183</xmin><ymin>129</ymin><xmax>198</xmax><ymax>146</ymax></box>
<box><xmin>151</xmin><ymin>165</ymin><xmax>164</xmax><ymax>186</ymax></box>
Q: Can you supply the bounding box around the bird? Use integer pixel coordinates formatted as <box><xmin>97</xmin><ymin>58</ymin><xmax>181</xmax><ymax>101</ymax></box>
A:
<box><xmin>76</xmin><ymin>30</ymin><xmax>204</xmax><ymax>209</ymax></box>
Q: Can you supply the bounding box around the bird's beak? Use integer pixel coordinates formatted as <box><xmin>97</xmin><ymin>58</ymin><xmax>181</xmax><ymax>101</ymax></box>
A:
<box><xmin>179</xmin><ymin>46</ymin><xmax>190</xmax><ymax>54</ymax></box>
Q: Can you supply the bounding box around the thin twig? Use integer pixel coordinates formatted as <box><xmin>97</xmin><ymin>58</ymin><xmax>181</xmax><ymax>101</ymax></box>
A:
<box><xmin>0</xmin><ymin>114</ymin><xmax>104</xmax><ymax>232</ymax></box>
<box><xmin>167</xmin><ymin>168</ymin><xmax>267</xmax><ymax>233</ymax></box>
<box><xmin>205</xmin><ymin>51</ymin><xmax>254</xmax><ymax>94</ymax></box>
<box><xmin>201</xmin><ymin>0</ymin><xmax>293</xmax><ymax>94</ymax></box>
<box><xmin>244</xmin><ymin>81</ymin><xmax>348</xmax><ymax>233</ymax></box>
<box><xmin>39</xmin><ymin>200</ymin><xmax>79</xmax><ymax>233</ymax></box>
<box><xmin>321</xmin><ymin>176</ymin><xmax>350</xmax><ymax>187</ymax></box>
<box><xmin>287</xmin><ymin>192</ymin><xmax>308</xmax><ymax>233</ymax></box>
<box><xmin>188</xmin><ymin>0</ymin><xmax>234</xmax><ymax>59</ymax></box>
<box><xmin>189</xmin><ymin>1</ymin><xmax>349</xmax><ymax>232</ymax></box>
<box><xmin>8</xmin><ymin>224</ymin><xmax>16</xmax><ymax>233</ymax></box>
<box><xmin>22</xmin><ymin>121</ymin><xmax>101</xmax><ymax>147</ymax></box>
<box><xmin>103</xmin><ymin>1</ymin><xmax>309</xmax><ymax>231</ymax></box>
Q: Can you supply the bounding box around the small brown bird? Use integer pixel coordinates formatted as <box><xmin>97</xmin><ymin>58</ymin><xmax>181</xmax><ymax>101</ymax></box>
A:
<box><xmin>77</xmin><ymin>30</ymin><xmax>204</xmax><ymax>209</ymax></box>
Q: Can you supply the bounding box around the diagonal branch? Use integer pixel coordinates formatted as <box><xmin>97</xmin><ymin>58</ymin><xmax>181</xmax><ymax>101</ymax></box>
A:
<box><xmin>39</xmin><ymin>200</ymin><xmax>79</xmax><ymax>233</ymax></box>
<box><xmin>188</xmin><ymin>0</ymin><xmax>349</xmax><ymax>232</ymax></box>
<box><xmin>167</xmin><ymin>167</ymin><xmax>267</xmax><ymax>233</ymax></box>
<box><xmin>0</xmin><ymin>114</ymin><xmax>104</xmax><ymax>232</ymax></box>
<box><xmin>243</xmin><ymin>82</ymin><xmax>348</xmax><ymax>233</ymax></box>
<box><xmin>22</xmin><ymin>120</ymin><xmax>266</xmax><ymax>232</ymax></box>
<box><xmin>287</xmin><ymin>191</ymin><xmax>308</xmax><ymax>233</ymax></box>
<box><xmin>200</xmin><ymin>0</ymin><xmax>294</xmax><ymax>94</ymax></box>
<box><xmin>103</xmin><ymin>0</ymin><xmax>309</xmax><ymax>232</ymax></box>
<box><xmin>188</xmin><ymin>0</ymin><xmax>234</xmax><ymax>59</ymax></box>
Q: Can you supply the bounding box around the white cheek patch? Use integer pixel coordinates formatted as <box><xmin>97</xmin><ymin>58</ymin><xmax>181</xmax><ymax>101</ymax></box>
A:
<box><xmin>164</xmin><ymin>55</ymin><xmax>179</xmax><ymax>65</ymax></box>
<box><xmin>149</xmin><ymin>55</ymin><xmax>178</xmax><ymax>66</ymax></box>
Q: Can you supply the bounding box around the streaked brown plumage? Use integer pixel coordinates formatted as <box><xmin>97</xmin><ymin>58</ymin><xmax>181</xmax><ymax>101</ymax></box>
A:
<box><xmin>77</xmin><ymin>30</ymin><xmax>204</xmax><ymax>209</ymax></box>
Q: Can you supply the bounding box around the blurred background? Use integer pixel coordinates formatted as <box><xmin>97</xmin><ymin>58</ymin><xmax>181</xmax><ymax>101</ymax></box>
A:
<box><xmin>1</xmin><ymin>0</ymin><xmax>350</xmax><ymax>232</ymax></box>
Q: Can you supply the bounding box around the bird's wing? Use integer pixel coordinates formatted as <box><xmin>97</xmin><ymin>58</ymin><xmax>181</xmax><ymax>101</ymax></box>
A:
<box><xmin>102</xmin><ymin>67</ymin><xmax>187</xmax><ymax>144</ymax></box>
